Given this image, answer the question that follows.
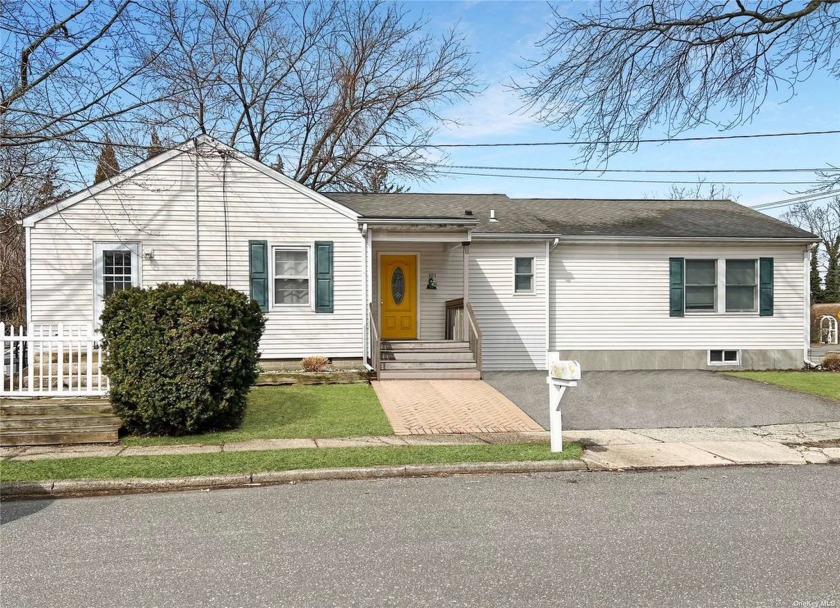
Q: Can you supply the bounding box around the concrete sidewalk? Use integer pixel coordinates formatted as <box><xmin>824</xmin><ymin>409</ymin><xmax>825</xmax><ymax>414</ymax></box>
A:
<box><xmin>1</xmin><ymin>421</ymin><xmax>839</xmax><ymax>470</ymax></box>
<box><xmin>567</xmin><ymin>422</ymin><xmax>840</xmax><ymax>469</ymax></box>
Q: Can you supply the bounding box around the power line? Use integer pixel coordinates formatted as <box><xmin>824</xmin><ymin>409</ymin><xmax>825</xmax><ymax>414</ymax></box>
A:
<box><xmin>424</xmin><ymin>162</ymin><xmax>832</xmax><ymax>174</ymax></box>
<box><xmin>432</xmin><ymin>169</ymin><xmax>821</xmax><ymax>186</ymax></box>
<box><xmin>407</xmin><ymin>129</ymin><xmax>840</xmax><ymax>148</ymax></box>
<box><xmin>751</xmin><ymin>190</ymin><xmax>840</xmax><ymax>211</ymax></box>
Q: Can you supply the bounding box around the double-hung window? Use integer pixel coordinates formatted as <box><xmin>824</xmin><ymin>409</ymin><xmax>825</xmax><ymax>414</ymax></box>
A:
<box><xmin>671</xmin><ymin>256</ymin><xmax>773</xmax><ymax>317</ymax></box>
<box><xmin>725</xmin><ymin>259</ymin><xmax>757</xmax><ymax>312</ymax></box>
<box><xmin>273</xmin><ymin>248</ymin><xmax>310</xmax><ymax>306</ymax></box>
<box><xmin>514</xmin><ymin>257</ymin><xmax>535</xmax><ymax>294</ymax></box>
<box><xmin>684</xmin><ymin>260</ymin><xmax>716</xmax><ymax>311</ymax></box>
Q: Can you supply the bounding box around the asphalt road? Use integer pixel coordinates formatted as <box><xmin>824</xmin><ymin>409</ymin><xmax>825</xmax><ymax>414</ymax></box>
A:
<box><xmin>484</xmin><ymin>370</ymin><xmax>840</xmax><ymax>429</ymax></box>
<box><xmin>2</xmin><ymin>467</ymin><xmax>839</xmax><ymax>607</ymax></box>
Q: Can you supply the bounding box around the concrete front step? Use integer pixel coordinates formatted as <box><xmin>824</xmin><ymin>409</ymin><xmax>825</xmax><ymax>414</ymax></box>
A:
<box><xmin>381</xmin><ymin>361</ymin><xmax>478</xmax><ymax>370</ymax></box>
<box><xmin>381</xmin><ymin>350</ymin><xmax>475</xmax><ymax>362</ymax></box>
<box><xmin>377</xmin><ymin>369</ymin><xmax>481</xmax><ymax>380</ymax></box>
<box><xmin>382</xmin><ymin>341</ymin><xmax>470</xmax><ymax>352</ymax></box>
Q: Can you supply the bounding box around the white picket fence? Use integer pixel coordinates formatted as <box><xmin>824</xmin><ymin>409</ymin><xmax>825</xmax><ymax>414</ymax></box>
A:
<box><xmin>0</xmin><ymin>323</ymin><xmax>109</xmax><ymax>397</ymax></box>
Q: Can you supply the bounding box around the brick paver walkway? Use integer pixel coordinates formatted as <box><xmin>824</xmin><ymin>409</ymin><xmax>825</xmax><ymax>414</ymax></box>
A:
<box><xmin>371</xmin><ymin>380</ymin><xmax>544</xmax><ymax>435</ymax></box>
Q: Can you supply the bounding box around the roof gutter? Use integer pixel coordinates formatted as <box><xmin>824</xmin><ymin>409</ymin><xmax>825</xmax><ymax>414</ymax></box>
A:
<box><xmin>552</xmin><ymin>235</ymin><xmax>818</xmax><ymax>244</ymax></box>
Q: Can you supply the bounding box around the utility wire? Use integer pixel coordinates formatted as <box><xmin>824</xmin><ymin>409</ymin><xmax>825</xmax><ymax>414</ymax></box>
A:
<box><xmin>751</xmin><ymin>190</ymin><xmax>840</xmax><ymax>211</ymax></box>
<box><xmin>423</xmin><ymin>162</ymin><xmax>832</xmax><ymax>174</ymax></box>
<box><xmin>396</xmin><ymin>129</ymin><xmax>840</xmax><ymax>149</ymax></box>
<box><xmin>431</xmin><ymin>169</ymin><xmax>821</xmax><ymax>186</ymax></box>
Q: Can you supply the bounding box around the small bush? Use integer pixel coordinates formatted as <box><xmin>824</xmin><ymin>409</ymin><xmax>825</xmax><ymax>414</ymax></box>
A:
<box><xmin>101</xmin><ymin>281</ymin><xmax>265</xmax><ymax>435</ymax></box>
<box><xmin>301</xmin><ymin>355</ymin><xmax>329</xmax><ymax>372</ymax></box>
<box><xmin>822</xmin><ymin>353</ymin><xmax>840</xmax><ymax>372</ymax></box>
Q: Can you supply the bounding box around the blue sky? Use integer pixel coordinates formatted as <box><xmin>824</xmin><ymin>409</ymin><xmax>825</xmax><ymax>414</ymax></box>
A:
<box><xmin>404</xmin><ymin>1</ymin><xmax>840</xmax><ymax>212</ymax></box>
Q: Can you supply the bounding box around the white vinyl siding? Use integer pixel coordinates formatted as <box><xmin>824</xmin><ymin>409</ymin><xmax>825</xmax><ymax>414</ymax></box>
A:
<box><xmin>29</xmin><ymin>145</ymin><xmax>364</xmax><ymax>359</ymax></box>
<box><xmin>550</xmin><ymin>243</ymin><xmax>806</xmax><ymax>352</ymax></box>
<box><xmin>469</xmin><ymin>242</ymin><xmax>547</xmax><ymax>370</ymax></box>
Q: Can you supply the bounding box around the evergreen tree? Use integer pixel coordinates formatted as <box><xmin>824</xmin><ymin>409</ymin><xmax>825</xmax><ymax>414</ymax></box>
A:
<box><xmin>94</xmin><ymin>135</ymin><xmax>120</xmax><ymax>184</ymax></box>
<box><xmin>810</xmin><ymin>247</ymin><xmax>824</xmax><ymax>304</ymax></box>
<box><xmin>146</xmin><ymin>130</ymin><xmax>165</xmax><ymax>159</ymax></box>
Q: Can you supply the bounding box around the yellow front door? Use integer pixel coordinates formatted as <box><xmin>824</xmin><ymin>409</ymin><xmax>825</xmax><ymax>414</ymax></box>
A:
<box><xmin>380</xmin><ymin>254</ymin><xmax>417</xmax><ymax>340</ymax></box>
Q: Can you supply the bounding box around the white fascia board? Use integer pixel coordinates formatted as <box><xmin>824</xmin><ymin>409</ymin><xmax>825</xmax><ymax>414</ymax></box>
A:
<box><xmin>471</xmin><ymin>233</ymin><xmax>561</xmax><ymax>240</ymax></box>
<box><xmin>22</xmin><ymin>147</ymin><xmax>187</xmax><ymax>227</ymax></box>
<box><xmin>197</xmin><ymin>136</ymin><xmax>359</xmax><ymax>221</ymax></box>
<box><xmin>370</xmin><ymin>230</ymin><xmax>471</xmax><ymax>243</ymax></box>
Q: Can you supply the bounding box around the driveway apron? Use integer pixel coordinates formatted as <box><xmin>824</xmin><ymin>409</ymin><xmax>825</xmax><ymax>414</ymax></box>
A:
<box><xmin>484</xmin><ymin>370</ymin><xmax>840</xmax><ymax>430</ymax></box>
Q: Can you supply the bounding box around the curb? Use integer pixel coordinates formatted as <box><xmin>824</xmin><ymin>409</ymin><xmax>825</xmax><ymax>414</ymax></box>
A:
<box><xmin>0</xmin><ymin>459</ymin><xmax>587</xmax><ymax>500</ymax></box>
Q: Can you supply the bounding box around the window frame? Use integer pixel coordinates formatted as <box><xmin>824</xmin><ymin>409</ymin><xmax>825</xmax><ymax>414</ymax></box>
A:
<box><xmin>513</xmin><ymin>256</ymin><xmax>536</xmax><ymax>295</ymax></box>
<box><xmin>724</xmin><ymin>258</ymin><xmax>759</xmax><ymax>313</ymax></box>
<box><xmin>684</xmin><ymin>259</ymin><xmax>718</xmax><ymax>313</ymax></box>
<box><xmin>708</xmin><ymin>349</ymin><xmax>740</xmax><ymax>366</ymax></box>
<box><xmin>93</xmin><ymin>242</ymin><xmax>141</xmax><ymax>329</ymax></box>
<box><xmin>271</xmin><ymin>245</ymin><xmax>312</xmax><ymax>309</ymax></box>
<box><xmin>682</xmin><ymin>258</ymin><xmax>763</xmax><ymax>317</ymax></box>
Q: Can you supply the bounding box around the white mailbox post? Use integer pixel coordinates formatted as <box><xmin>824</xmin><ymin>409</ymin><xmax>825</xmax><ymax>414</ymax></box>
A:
<box><xmin>546</xmin><ymin>354</ymin><xmax>581</xmax><ymax>453</ymax></box>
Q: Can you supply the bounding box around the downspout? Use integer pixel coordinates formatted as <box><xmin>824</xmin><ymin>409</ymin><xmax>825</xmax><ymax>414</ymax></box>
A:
<box><xmin>362</xmin><ymin>223</ymin><xmax>374</xmax><ymax>372</ymax></box>
<box><xmin>193</xmin><ymin>137</ymin><xmax>200</xmax><ymax>280</ymax></box>
<box><xmin>804</xmin><ymin>245</ymin><xmax>815</xmax><ymax>367</ymax></box>
<box><xmin>546</xmin><ymin>238</ymin><xmax>559</xmax><ymax>370</ymax></box>
<box><xmin>544</xmin><ymin>239</ymin><xmax>550</xmax><ymax>370</ymax></box>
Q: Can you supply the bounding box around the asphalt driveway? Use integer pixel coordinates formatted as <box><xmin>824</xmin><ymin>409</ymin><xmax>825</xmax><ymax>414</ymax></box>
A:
<box><xmin>483</xmin><ymin>370</ymin><xmax>840</xmax><ymax>430</ymax></box>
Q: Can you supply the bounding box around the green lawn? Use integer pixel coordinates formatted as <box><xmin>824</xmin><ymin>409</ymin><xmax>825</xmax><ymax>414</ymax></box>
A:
<box><xmin>0</xmin><ymin>443</ymin><xmax>583</xmax><ymax>482</ymax></box>
<box><xmin>121</xmin><ymin>384</ymin><xmax>393</xmax><ymax>446</ymax></box>
<box><xmin>726</xmin><ymin>371</ymin><xmax>840</xmax><ymax>402</ymax></box>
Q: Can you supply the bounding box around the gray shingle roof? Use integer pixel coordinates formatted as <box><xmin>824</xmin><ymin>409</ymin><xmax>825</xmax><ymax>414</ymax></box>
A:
<box><xmin>325</xmin><ymin>193</ymin><xmax>816</xmax><ymax>240</ymax></box>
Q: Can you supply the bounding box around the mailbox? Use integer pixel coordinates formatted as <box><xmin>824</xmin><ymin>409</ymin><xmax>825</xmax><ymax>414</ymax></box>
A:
<box><xmin>550</xmin><ymin>360</ymin><xmax>581</xmax><ymax>381</ymax></box>
<box><xmin>546</xmin><ymin>354</ymin><xmax>581</xmax><ymax>453</ymax></box>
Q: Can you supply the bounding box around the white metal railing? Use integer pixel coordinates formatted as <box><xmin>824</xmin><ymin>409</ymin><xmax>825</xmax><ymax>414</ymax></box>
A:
<box><xmin>0</xmin><ymin>323</ymin><xmax>109</xmax><ymax>397</ymax></box>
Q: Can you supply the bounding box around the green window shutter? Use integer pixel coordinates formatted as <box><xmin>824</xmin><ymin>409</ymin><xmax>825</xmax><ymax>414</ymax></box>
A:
<box><xmin>669</xmin><ymin>257</ymin><xmax>685</xmax><ymax>317</ymax></box>
<box><xmin>314</xmin><ymin>241</ymin><xmax>334</xmax><ymax>313</ymax></box>
<box><xmin>759</xmin><ymin>257</ymin><xmax>774</xmax><ymax>317</ymax></box>
<box><xmin>249</xmin><ymin>240</ymin><xmax>268</xmax><ymax>312</ymax></box>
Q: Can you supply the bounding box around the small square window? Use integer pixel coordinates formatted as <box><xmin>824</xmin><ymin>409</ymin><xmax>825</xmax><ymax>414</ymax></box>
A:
<box><xmin>514</xmin><ymin>257</ymin><xmax>534</xmax><ymax>294</ymax></box>
<box><xmin>709</xmin><ymin>350</ymin><xmax>739</xmax><ymax>365</ymax></box>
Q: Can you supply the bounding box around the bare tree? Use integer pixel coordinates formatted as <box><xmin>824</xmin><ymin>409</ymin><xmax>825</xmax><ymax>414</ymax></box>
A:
<box><xmin>646</xmin><ymin>179</ymin><xmax>738</xmax><ymax>201</ymax></box>
<box><xmin>0</xmin><ymin>0</ymin><xmax>168</xmax><ymax>153</ymax></box>
<box><xmin>781</xmin><ymin>197</ymin><xmax>840</xmax><ymax>302</ymax></box>
<box><xmin>0</xmin><ymin>146</ymin><xmax>70</xmax><ymax>324</ymax></box>
<box><xmin>517</xmin><ymin>1</ymin><xmax>840</xmax><ymax>162</ymax></box>
<box><xmin>146</xmin><ymin>0</ymin><xmax>480</xmax><ymax>191</ymax></box>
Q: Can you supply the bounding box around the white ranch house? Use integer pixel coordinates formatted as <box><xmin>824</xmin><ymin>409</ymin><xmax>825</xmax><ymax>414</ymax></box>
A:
<box><xmin>14</xmin><ymin>135</ymin><xmax>817</xmax><ymax>391</ymax></box>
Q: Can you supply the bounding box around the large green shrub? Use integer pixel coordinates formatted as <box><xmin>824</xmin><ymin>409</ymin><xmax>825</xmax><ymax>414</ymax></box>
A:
<box><xmin>101</xmin><ymin>281</ymin><xmax>265</xmax><ymax>435</ymax></box>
